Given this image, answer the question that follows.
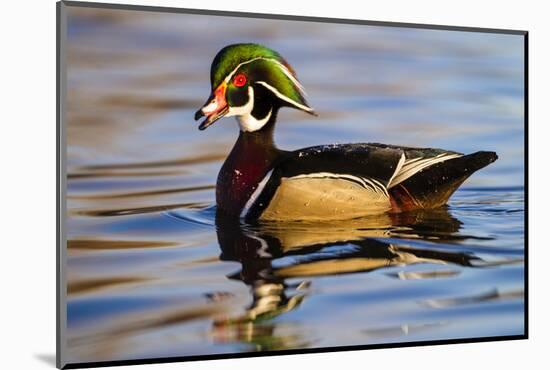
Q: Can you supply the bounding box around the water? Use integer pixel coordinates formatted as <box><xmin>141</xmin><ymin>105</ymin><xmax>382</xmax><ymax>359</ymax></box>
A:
<box><xmin>64</xmin><ymin>6</ymin><xmax>525</xmax><ymax>364</ymax></box>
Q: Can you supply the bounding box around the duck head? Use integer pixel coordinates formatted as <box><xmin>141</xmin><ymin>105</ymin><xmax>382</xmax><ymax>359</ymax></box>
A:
<box><xmin>194</xmin><ymin>43</ymin><xmax>316</xmax><ymax>132</ymax></box>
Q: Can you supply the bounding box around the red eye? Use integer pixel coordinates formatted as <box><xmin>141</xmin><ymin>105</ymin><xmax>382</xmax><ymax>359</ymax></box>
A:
<box><xmin>233</xmin><ymin>73</ymin><xmax>247</xmax><ymax>87</ymax></box>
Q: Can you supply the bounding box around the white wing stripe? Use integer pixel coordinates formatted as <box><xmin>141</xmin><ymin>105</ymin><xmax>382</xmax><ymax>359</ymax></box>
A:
<box><xmin>370</xmin><ymin>177</ymin><xmax>390</xmax><ymax>197</ymax></box>
<box><xmin>387</xmin><ymin>153</ymin><xmax>406</xmax><ymax>189</ymax></box>
<box><xmin>241</xmin><ymin>169</ymin><xmax>274</xmax><ymax>219</ymax></box>
<box><xmin>389</xmin><ymin>153</ymin><xmax>462</xmax><ymax>188</ymax></box>
<box><xmin>362</xmin><ymin>177</ymin><xmax>389</xmax><ymax>197</ymax></box>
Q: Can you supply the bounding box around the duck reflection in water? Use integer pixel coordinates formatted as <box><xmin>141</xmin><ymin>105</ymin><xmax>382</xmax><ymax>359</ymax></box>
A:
<box><xmin>211</xmin><ymin>207</ymin><xmax>481</xmax><ymax>349</ymax></box>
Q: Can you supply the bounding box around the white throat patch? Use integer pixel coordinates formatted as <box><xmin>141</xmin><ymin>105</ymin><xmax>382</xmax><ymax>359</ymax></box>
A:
<box><xmin>237</xmin><ymin>108</ymin><xmax>273</xmax><ymax>132</ymax></box>
<box><xmin>226</xmin><ymin>86</ymin><xmax>272</xmax><ymax>132</ymax></box>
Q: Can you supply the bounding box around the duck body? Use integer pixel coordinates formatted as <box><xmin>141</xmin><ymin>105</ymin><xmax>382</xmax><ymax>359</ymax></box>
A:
<box><xmin>194</xmin><ymin>43</ymin><xmax>498</xmax><ymax>222</ymax></box>
<box><xmin>216</xmin><ymin>126</ymin><xmax>497</xmax><ymax>221</ymax></box>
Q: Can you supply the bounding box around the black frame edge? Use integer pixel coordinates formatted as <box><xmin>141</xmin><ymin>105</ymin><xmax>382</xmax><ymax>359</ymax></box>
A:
<box><xmin>523</xmin><ymin>32</ymin><xmax>529</xmax><ymax>338</ymax></box>
<box><xmin>57</xmin><ymin>1</ymin><xmax>69</xmax><ymax>369</ymax></box>
<box><xmin>61</xmin><ymin>0</ymin><xmax>527</xmax><ymax>35</ymax></box>
<box><xmin>56</xmin><ymin>1</ymin><xmax>61</xmax><ymax>369</ymax></box>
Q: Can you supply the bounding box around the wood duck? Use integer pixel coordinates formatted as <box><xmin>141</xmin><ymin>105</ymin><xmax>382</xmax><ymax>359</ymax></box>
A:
<box><xmin>194</xmin><ymin>43</ymin><xmax>498</xmax><ymax>222</ymax></box>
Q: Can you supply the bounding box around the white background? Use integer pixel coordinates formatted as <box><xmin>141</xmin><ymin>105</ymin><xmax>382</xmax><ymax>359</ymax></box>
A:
<box><xmin>1</xmin><ymin>0</ymin><xmax>547</xmax><ymax>369</ymax></box>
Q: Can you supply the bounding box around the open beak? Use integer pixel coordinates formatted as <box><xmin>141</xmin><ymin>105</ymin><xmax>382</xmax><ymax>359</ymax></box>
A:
<box><xmin>194</xmin><ymin>82</ymin><xmax>229</xmax><ymax>130</ymax></box>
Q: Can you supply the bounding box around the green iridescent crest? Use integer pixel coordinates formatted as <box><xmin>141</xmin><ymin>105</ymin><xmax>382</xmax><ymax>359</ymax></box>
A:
<box><xmin>210</xmin><ymin>44</ymin><xmax>281</xmax><ymax>87</ymax></box>
<box><xmin>210</xmin><ymin>43</ymin><xmax>314</xmax><ymax>113</ymax></box>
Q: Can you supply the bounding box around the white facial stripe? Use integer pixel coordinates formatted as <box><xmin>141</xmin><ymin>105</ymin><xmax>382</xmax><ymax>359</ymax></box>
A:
<box><xmin>224</xmin><ymin>57</ymin><xmax>264</xmax><ymax>84</ymax></box>
<box><xmin>223</xmin><ymin>57</ymin><xmax>306</xmax><ymax>96</ymax></box>
<box><xmin>256</xmin><ymin>81</ymin><xmax>313</xmax><ymax>112</ymax></box>
<box><xmin>273</xmin><ymin>60</ymin><xmax>306</xmax><ymax>95</ymax></box>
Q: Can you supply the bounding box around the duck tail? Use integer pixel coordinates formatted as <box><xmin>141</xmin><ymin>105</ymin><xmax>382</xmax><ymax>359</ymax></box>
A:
<box><xmin>389</xmin><ymin>151</ymin><xmax>498</xmax><ymax>211</ymax></box>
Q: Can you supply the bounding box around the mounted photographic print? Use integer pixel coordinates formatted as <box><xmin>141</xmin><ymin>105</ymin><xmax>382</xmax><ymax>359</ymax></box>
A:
<box><xmin>57</xmin><ymin>1</ymin><xmax>527</xmax><ymax>368</ymax></box>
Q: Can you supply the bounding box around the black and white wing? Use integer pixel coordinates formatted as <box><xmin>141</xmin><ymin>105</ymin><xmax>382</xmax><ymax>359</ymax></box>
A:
<box><xmin>368</xmin><ymin>143</ymin><xmax>497</xmax><ymax>209</ymax></box>
<box><xmin>242</xmin><ymin>143</ymin><xmax>497</xmax><ymax>220</ymax></box>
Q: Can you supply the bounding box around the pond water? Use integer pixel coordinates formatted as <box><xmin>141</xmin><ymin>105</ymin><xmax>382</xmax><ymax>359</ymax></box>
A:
<box><xmin>63</xmin><ymin>6</ymin><xmax>525</xmax><ymax>365</ymax></box>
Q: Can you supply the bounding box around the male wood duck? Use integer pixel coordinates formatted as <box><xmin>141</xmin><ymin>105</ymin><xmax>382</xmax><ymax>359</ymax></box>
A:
<box><xmin>194</xmin><ymin>43</ymin><xmax>498</xmax><ymax>222</ymax></box>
